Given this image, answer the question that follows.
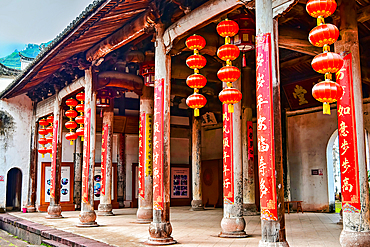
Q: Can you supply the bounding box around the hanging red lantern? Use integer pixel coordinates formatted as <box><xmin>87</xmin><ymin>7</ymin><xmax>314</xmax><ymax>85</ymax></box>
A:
<box><xmin>186</xmin><ymin>55</ymin><xmax>207</xmax><ymax>70</ymax></box>
<box><xmin>97</xmin><ymin>89</ymin><xmax>113</xmax><ymax>108</ymax></box>
<box><xmin>65</xmin><ymin>121</ymin><xmax>78</xmax><ymax>130</ymax></box>
<box><xmin>65</xmin><ymin>109</ymin><xmax>78</xmax><ymax>119</ymax></box>
<box><xmin>38</xmin><ymin>118</ymin><xmax>49</xmax><ymax>158</ymax></box>
<box><xmin>38</xmin><ymin>148</ymin><xmax>48</xmax><ymax>158</ymax></box>
<box><xmin>76</xmin><ymin>92</ymin><xmax>85</xmax><ymax>103</ymax></box>
<box><xmin>76</xmin><ymin>104</ymin><xmax>84</xmax><ymax>113</ymax></box>
<box><xmin>141</xmin><ymin>62</ymin><xmax>155</xmax><ymax>87</ymax></box>
<box><xmin>38</xmin><ymin>128</ymin><xmax>48</xmax><ymax>136</ymax></box>
<box><xmin>217</xmin><ymin>66</ymin><xmax>241</xmax><ymax>83</ymax></box>
<box><xmin>66</xmin><ymin>98</ymin><xmax>78</xmax><ymax>109</ymax></box>
<box><xmin>38</xmin><ymin>138</ymin><xmax>48</xmax><ymax>146</ymax></box>
<box><xmin>46</xmin><ymin>125</ymin><xmax>53</xmax><ymax>135</ymax></box>
<box><xmin>186</xmin><ymin>94</ymin><xmax>207</xmax><ymax>117</ymax></box>
<box><xmin>217</xmin><ymin>44</ymin><xmax>240</xmax><ymax>62</ymax></box>
<box><xmin>39</xmin><ymin>119</ymin><xmax>48</xmax><ymax>127</ymax></box>
<box><xmin>186</xmin><ymin>35</ymin><xmax>206</xmax><ymax>51</ymax></box>
<box><xmin>312</xmin><ymin>80</ymin><xmax>343</xmax><ymax>114</ymax></box>
<box><xmin>309</xmin><ymin>24</ymin><xmax>339</xmax><ymax>47</ymax></box>
<box><xmin>186</xmin><ymin>74</ymin><xmax>207</xmax><ymax>89</ymax></box>
<box><xmin>46</xmin><ymin>136</ymin><xmax>53</xmax><ymax>144</ymax></box>
<box><xmin>306</xmin><ymin>0</ymin><xmax>337</xmax><ymax>19</ymax></box>
<box><xmin>231</xmin><ymin>14</ymin><xmax>256</xmax><ymax>52</ymax></box>
<box><xmin>76</xmin><ymin>127</ymin><xmax>84</xmax><ymax>141</ymax></box>
<box><xmin>216</xmin><ymin>19</ymin><xmax>239</xmax><ymax>38</ymax></box>
<box><xmin>219</xmin><ymin>87</ymin><xmax>242</xmax><ymax>113</ymax></box>
<box><xmin>75</xmin><ymin>116</ymin><xmax>84</xmax><ymax>125</ymax></box>
<box><xmin>66</xmin><ymin>132</ymin><xmax>78</xmax><ymax>145</ymax></box>
<box><xmin>47</xmin><ymin>115</ymin><xmax>54</xmax><ymax>124</ymax></box>
<box><xmin>311</xmin><ymin>52</ymin><xmax>343</xmax><ymax>74</ymax></box>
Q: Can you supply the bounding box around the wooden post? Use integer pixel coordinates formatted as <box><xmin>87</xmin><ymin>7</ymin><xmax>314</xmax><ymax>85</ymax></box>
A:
<box><xmin>98</xmin><ymin>100</ymin><xmax>114</xmax><ymax>216</ymax></box>
<box><xmin>78</xmin><ymin>67</ymin><xmax>98</xmax><ymax>226</ymax></box>
<box><xmin>117</xmin><ymin>133</ymin><xmax>126</xmax><ymax>208</ymax></box>
<box><xmin>191</xmin><ymin>115</ymin><xmax>203</xmax><ymax>210</ymax></box>
<box><xmin>256</xmin><ymin>0</ymin><xmax>287</xmax><ymax>246</ymax></box>
<box><xmin>47</xmin><ymin>89</ymin><xmax>63</xmax><ymax>218</ymax></box>
<box><xmin>146</xmin><ymin>23</ymin><xmax>176</xmax><ymax>245</ymax></box>
<box><xmin>73</xmin><ymin>138</ymin><xmax>83</xmax><ymax>210</ymax></box>
<box><xmin>137</xmin><ymin>85</ymin><xmax>154</xmax><ymax>222</ymax></box>
<box><xmin>334</xmin><ymin>0</ymin><xmax>370</xmax><ymax>245</ymax></box>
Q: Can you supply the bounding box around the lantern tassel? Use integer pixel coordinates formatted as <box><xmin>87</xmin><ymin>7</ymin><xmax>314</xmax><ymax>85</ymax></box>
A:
<box><xmin>81</xmin><ymin>136</ymin><xmax>84</xmax><ymax>142</ymax></box>
<box><xmin>242</xmin><ymin>54</ymin><xmax>246</xmax><ymax>68</ymax></box>
<box><xmin>194</xmin><ymin>108</ymin><xmax>199</xmax><ymax>117</ymax></box>
<box><xmin>323</xmin><ymin>102</ymin><xmax>331</xmax><ymax>115</ymax></box>
<box><xmin>50</xmin><ymin>154</ymin><xmax>52</xmax><ymax>158</ymax></box>
<box><xmin>228</xmin><ymin>104</ymin><xmax>234</xmax><ymax>113</ymax></box>
<box><xmin>41</xmin><ymin>154</ymin><xmax>45</xmax><ymax>158</ymax></box>
<box><xmin>70</xmin><ymin>140</ymin><xmax>74</xmax><ymax>146</ymax></box>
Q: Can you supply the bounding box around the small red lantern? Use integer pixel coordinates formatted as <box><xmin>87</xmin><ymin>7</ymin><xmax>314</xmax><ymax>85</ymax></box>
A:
<box><xmin>311</xmin><ymin>52</ymin><xmax>343</xmax><ymax>74</ymax></box>
<box><xmin>186</xmin><ymin>93</ymin><xmax>207</xmax><ymax>117</ymax></box>
<box><xmin>46</xmin><ymin>125</ymin><xmax>53</xmax><ymax>134</ymax></box>
<box><xmin>39</xmin><ymin>119</ymin><xmax>48</xmax><ymax>127</ymax></box>
<box><xmin>76</xmin><ymin>104</ymin><xmax>84</xmax><ymax>113</ymax></box>
<box><xmin>97</xmin><ymin>89</ymin><xmax>113</xmax><ymax>108</ymax></box>
<box><xmin>66</xmin><ymin>98</ymin><xmax>78</xmax><ymax>109</ymax></box>
<box><xmin>312</xmin><ymin>80</ymin><xmax>343</xmax><ymax>114</ymax></box>
<box><xmin>219</xmin><ymin>87</ymin><xmax>242</xmax><ymax>113</ymax></box>
<box><xmin>66</xmin><ymin>132</ymin><xmax>78</xmax><ymax>146</ymax></box>
<box><xmin>186</xmin><ymin>35</ymin><xmax>206</xmax><ymax>51</ymax></box>
<box><xmin>76</xmin><ymin>127</ymin><xmax>84</xmax><ymax>141</ymax></box>
<box><xmin>186</xmin><ymin>74</ymin><xmax>207</xmax><ymax>89</ymax></box>
<box><xmin>46</xmin><ymin>136</ymin><xmax>53</xmax><ymax>144</ymax></box>
<box><xmin>217</xmin><ymin>66</ymin><xmax>241</xmax><ymax>83</ymax></box>
<box><xmin>38</xmin><ymin>128</ymin><xmax>48</xmax><ymax>136</ymax></box>
<box><xmin>186</xmin><ymin>55</ymin><xmax>207</xmax><ymax>70</ymax></box>
<box><xmin>38</xmin><ymin>147</ymin><xmax>48</xmax><ymax>158</ymax></box>
<box><xmin>75</xmin><ymin>116</ymin><xmax>84</xmax><ymax>125</ymax></box>
<box><xmin>38</xmin><ymin>138</ymin><xmax>48</xmax><ymax>146</ymax></box>
<box><xmin>65</xmin><ymin>109</ymin><xmax>78</xmax><ymax>119</ymax></box>
<box><xmin>217</xmin><ymin>44</ymin><xmax>240</xmax><ymax>62</ymax></box>
<box><xmin>141</xmin><ymin>62</ymin><xmax>155</xmax><ymax>87</ymax></box>
<box><xmin>47</xmin><ymin>115</ymin><xmax>54</xmax><ymax>124</ymax></box>
<box><xmin>216</xmin><ymin>19</ymin><xmax>239</xmax><ymax>38</ymax></box>
<box><xmin>306</xmin><ymin>0</ymin><xmax>337</xmax><ymax>19</ymax></box>
<box><xmin>65</xmin><ymin>121</ymin><xmax>78</xmax><ymax>130</ymax></box>
<box><xmin>76</xmin><ymin>92</ymin><xmax>85</xmax><ymax>103</ymax></box>
<box><xmin>309</xmin><ymin>24</ymin><xmax>339</xmax><ymax>47</ymax></box>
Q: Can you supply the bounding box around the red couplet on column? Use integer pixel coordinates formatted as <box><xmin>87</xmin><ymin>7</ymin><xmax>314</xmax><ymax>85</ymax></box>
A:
<box><xmin>50</xmin><ymin>120</ymin><xmax>59</xmax><ymax>198</ymax></box>
<box><xmin>256</xmin><ymin>33</ymin><xmax>278</xmax><ymax>221</ymax></box>
<box><xmin>82</xmin><ymin>108</ymin><xmax>91</xmax><ymax>203</ymax></box>
<box><xmin>336</xmin><ymin>53</ymin><xmax>361</xmax><ymax>213</ymax></box>
<box><xmin>153</xmin><ymin>78</ymin><xmax>164</xmax><ymax>210</ymax></box>
<box><xmin>101</xmin><ymin>124</ymin><xmax>108</xmax><ymax>196</ymax></box>
<box><xmin>223</xmin><ymin>104</ymin><xmax>234</xmax><ymax>204</ymax></box>
<box><xmin>247</xmin><ymin>121</ymin><xmax>254</xmax><ymax>162</ymax></box>
<box><xmin>139</xmin><ymin>113</ymin><xmax>146</xmax><ymax>199</ymax></box>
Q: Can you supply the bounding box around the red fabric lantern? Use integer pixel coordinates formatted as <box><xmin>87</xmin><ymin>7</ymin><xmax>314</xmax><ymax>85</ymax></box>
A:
<box><xmin>38</xmin><ymin>147</ymin><xmax>48</xmax><ymax>158</ymax></box>
<box><xmin>186</xmin><ymin>74</ymin><xmax>207</xmax><ymax>89</ymax></box>
<box><xmin>186</xmin><ymin>35</ymin><xmax>206</xmax><ymax>51</ymax></box>
<box><xmin>217</xmin><ymin>44</ymin><xmax>240</xmax><ymax>62</ymax></box>
<box><xmin>76</xmin><ymin>104</ymin><xmax>84</xmax><ymax>113</ymax></box>
<box><xmin>216</xmin><ymin>19</ymin><xmax>239</xmax><ymax>38</ymax></box>
<box><xmin>219</xmin><ymin>87</ymin><xmax>242</xmax><ymax>113</ymax></box>
<box><xmin>186</xmin><ymin>93</ymin><xmax>207</xmax><ymax>117</ymax></box>
<box><xmin>66</xmin><ymin>132</ymin><xmax>78</xmax><ymax>146</ymax></box>
<box><xmin>65</xmin><ymin>121</ymin><xmax>77</xmax><ymax>130</ymax></box>
<box><xmin>312</xmin><ymin>80</ymin><xmax>343</xmax><ymax>114</ymax></box>
<box><xmin>66</xmin><ymin>98</ymin><xmax>78</xmax><ymax>108</ymax></box>
<box><xmin>47</xmin><ymin>115</ymin><xmax>54</xmax><ymax>124</ymax></box>
<box><xmin>186</xmin><ymin>55</ymin><xmax>207</xmax><ymax>70</ymax></box>
<box><xmin>65</xmin><ymin>109</ymin><xmax>78</xmax><ymax>119</ymax></box>
<box><xmin>38</xmin><ymin>128</ymin><xmax>48</xmax><ymax>136</ymax></box>
<box><xmin>46</xmin><ymin>125</ymin><xmax>53</xmax><ymax>134</ymax></box>
<box><xmin>76</xmin><ymin>92</ymin><xmax>85</xmax><ymax>102</ymax></box>
<box><xmin>75</xmin><ymin>116</ymin><xmax>84</xmax><ymax>125</ymax></box>
<box><xmin>217</xmin><ymin>66</ymin><xmax>241</xmax><ymax>83</ymax></box>
<box><xmin>309</xmin><ymin>24</ymin><xmax>339</xmax><ymax>47</ymax></box>
<box><xmin>76</xmin><ymin>127</ymin><xmax>84</xmax><ymax>141</ymax></box>
<box><xmin>38</xmin><ymin>138</ymin><xmax>48</xmax><ymax>146</ymax></box>
<box><xmin>97</xmin><ymin>89</ymin><xmax>113</xmax><ymax>108</ymax></box>
<box><xmin>39</xmin><ymin>119</ymin><xmax>48</xmax><ymax>127</ymax></box>
<box><xmin>231</xmin><ymin>14</ymin><xmax>256</xmax><ymax>52</ymax></box>
<box><xmin>311</xmin><ymin>52</ymin><xmax>343</xmax><ymax>74</ymax></box>
<box><xmin>46</xmin><ymin>136</ymin><xmax>53</xmax><ymax>144</ymax></box>
<box><xmin>141</xmin><ymin>62</ymin><xmax>155</xmax><ymax>87</ymax></box>
<box><xmin>306</xmin><ymin>0</ymin><xmax>337</xmax><ymax>19</ymax></box>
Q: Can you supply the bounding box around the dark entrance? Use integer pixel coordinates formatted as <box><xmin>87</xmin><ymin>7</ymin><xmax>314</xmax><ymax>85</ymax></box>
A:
<box><xmin>6</xmin><ymin>168</ymin><xmax>22</xmax><ymax>211</ymax></box>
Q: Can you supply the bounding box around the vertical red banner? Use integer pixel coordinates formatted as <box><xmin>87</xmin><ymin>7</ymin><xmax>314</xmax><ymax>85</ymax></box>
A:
<box><xmin>101</xmin><ymin>124</ymin><xmax>108</xmax><ymax>196</ymax></box>
<box><xmin>336</xmin><ymin>53</ymin><xmax>361</xmax><ymax>213</ymax></box>
<box><xmin>82</xmin><ymin>108</ymin><xmax>91</xmax><ymax>203</ymax></box>
<box><xmin>247</xmin><ymin>121</ymin><xmax>254</xmax><ymax>162</ymax></box>
<box><xmin>223</xmin><ymin>104</ymin><xmax>234</xmax><ymax>204</ymax></box>
<box><xmin>256</xmin><ymin>33</ymin><xmax>278</xmax><ymax>221</ymax></box>
<box><xmin>50</xmin><ymin>120</ymin><xmax>58</xmax><ymax>199</ymax></box>
<box><xmin>138</xmin><ymin>113</ymin><xmax>146</xmax><ymax>199</ymax></box>
<box><xmin>153</xmin><ymin>78</ymin><xmax>164</xmax><ymax>210</ymax></box>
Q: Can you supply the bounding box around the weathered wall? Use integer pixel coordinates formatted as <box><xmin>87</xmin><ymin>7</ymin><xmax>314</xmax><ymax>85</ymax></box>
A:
<box><xmin>0</xmin><ymin>94</ymin><xmax>33</xmax><ymax>211</ymax></box>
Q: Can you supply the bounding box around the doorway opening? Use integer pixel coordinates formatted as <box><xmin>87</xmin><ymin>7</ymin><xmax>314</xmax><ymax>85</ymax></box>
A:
<box><xmin>6</xmin><ymin>168</ymin><xmax>22</xmax><ymax>211</ymax></box>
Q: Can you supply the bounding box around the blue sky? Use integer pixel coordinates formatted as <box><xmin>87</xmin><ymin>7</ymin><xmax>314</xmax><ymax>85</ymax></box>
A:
<box><xmin>0</xmin><ymin>0</ymin><xmax>94</xmax><ymax>58</ymax></box>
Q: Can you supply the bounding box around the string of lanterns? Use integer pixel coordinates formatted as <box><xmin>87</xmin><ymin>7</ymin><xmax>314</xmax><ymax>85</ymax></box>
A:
<box><xmin>216</xmin><ymin>19</ymin><xmax>242</xmax><ymax>113</ymax></box>
<box><xmin>307</xmin><ymin>0</ymin><xmax>343</xmax><ymax>115</ymax></box>
<box><xmin>75</xmin><ymin>92</ymin><xmax>85</xmax><ymax>141</ymax></box>
<box><xmin>185</xmin><ymin>35</ymin><xmax>208</xmax><ymax>117</ymax></box>
<box><xmin>65</xmin><ymin>98</ymin><xmax>78</xmax><ymax>145</ymax></box>
<box><xmin>38</xmin><ymin>118</ymin><xmax>49</xmax><ymax>158</ymax></box>
<box><xmin>46</xmin><ymin>115</ymin><xmax>54</xmax><ymax>156</ymax></box>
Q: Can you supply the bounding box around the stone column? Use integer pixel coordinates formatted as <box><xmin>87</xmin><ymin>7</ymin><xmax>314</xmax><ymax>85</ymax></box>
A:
<box><xmin>256</xmin><ymin>0</ymin><xmax>287</xmax><ymax>245</ymax></box>
<box><xmin>137</xmin><ymin>85</ymin><xmax>154</xmax><ymax>223</ymax></box>
<box><xmin>47</xmin><ymin>90</ymin><xmax>63</xmax><ymax>218</ymax></box>
<box><xmin>78</xmin><ymin>67</ymin><xmax>98</xmax><ymax>226</ymax></box>
<box><xmin>73</xmin><ymin>138</ymin><xmax>83</xmax><ymax>210</ymax></box>
<box><xmin>146</xmin><ymin>23</ymin><xmax>176</xmax><ymax>245</ymax></box>
<box><xmin>98</xmin><ymin>99</ymin><xmax>114</xmax><ymax>216</ymax></box>
<box><xmin>219</xmin><ymin>57</ymin><xmax>246</xmax><ymax>238</ymax></box>
<box><xmin>242</xmin><ymin>62</ymin><xmax>258</xmax><ymax>215</ymax></box>
<box><xmin>117</xmin><ymin>133</ymin><xmax>125</xmax><ymax>208</ymax></box>
<box><xmin>191</xmin><ymin>116</ymin><xmax>203</xmax><ymax>210</ymax></box>
<box><xmin>334</xmin><ymin>0</ymin><xmax>370</xmax><ymax>245</ymax></box>
<box><xmin>27</xmin><ymin>103</ymin><xmax>38</xmax><ymax>212</ymax></box>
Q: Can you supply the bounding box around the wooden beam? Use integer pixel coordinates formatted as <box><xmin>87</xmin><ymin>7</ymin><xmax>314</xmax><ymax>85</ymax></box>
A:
<box><xmin>280</xmin><ymin>54</ymin><xmax>312</xmax><ymax>69</ymax></box>
<box><xmin>279</xmin><ymin>27</ymin><xmax>322</xmax><ymax>55</ymax></box>
<box><xmin>357</xmin><ymin>5</ymin><xmax>370</xmax><ymax>23</ymax></box>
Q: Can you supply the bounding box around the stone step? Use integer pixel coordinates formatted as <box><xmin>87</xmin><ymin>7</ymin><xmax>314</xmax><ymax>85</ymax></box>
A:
<box><xmin>42</xmin><ymin>239</ymin><xmax>70</xmax><ymax>247</ymax></box>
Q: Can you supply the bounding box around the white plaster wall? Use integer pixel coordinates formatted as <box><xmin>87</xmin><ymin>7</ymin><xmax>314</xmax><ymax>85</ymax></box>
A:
<box><xmin>0</xmin><ymin>78</ymin><xmax>14</xmax><ymax>92</ymax></box>
<box><xmin>0</xmin><ymin>94</ymin><xmax>33</xmax><ymax>210</ymax></box>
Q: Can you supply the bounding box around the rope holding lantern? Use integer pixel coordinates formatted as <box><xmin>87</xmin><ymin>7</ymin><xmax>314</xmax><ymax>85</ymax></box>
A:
<box><xmin>76</xmin><ymin>92</ymin><xmax>85</xmax><ymax>141</ymax></box>
<box><xmin>185</xmin><ymin>34</ymin><xmax>208</xmax><ymax>116</ymax></box>
<box><xmin>38</xmin><ymin>118</ymin><xmax>49</xmax><ymax>158</ymax></box>
<box><xmin>65</xmin><ymin>98</ymin><xmax>78</xmax><ymax>145</ymax></box>
<box><xmin>216</xmin><ymin>19</ymin><xmax>242</xmax><ymax>113</ymax></box>
<box><xmin>306</xmin><ymin>0</ymin><xmax>343</xmax><ymax>115</ymax></box>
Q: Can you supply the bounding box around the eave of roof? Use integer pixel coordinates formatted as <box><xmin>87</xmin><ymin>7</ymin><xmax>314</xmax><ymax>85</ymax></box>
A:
<box><xmin>0</xmin><ymin>63</ymin><xmax>21</xmax><ymax>77</ymax></box>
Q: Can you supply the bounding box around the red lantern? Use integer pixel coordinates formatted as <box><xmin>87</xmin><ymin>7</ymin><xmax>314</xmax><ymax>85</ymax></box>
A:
<box><xmin>65</xmin><ymin>109</ymin><xmax>78</xmax><ymax>119</ymax></box>
<box><xmin>46</xmin><ymin>125</ymin><xmax>53</xmax><ymax>134</ymax></box>
<box><xmin>65</xmin><ymin>121</ymin><xmax>77</xmax><ymax>130</ymax></box>
<box><xmin>311</xmin><ymin>52</ymin><xmax>343</xmax><ymax>74</ymax></box>
<box><xmin>141</xmin><ymin>62</ymin><xmax>155</xmax><ymax>87</ymax></box>
<box><xmin>306</xmin><ymin>0</ymin><xmax>337</xmax><ymax>19</ymax></box>
<box><xmin>186</xmin><ymin>35</ymin><xmax>206</xmax><ymax>51</ymax></box>
<box><xmin>47</xmin><ymin>115</ymin><xmax>54</xmax><ymax>124</ymax></box>
<box><xmin>186</xmin><ymin>55</ymin><xmax>207</xmax><ymax>70</ymax></box>
<box><xmin>186</xmin><ymin>74</ymin><xmax>207</xmax><ymax>89</ymax></box>
<box><xmin>312</xmin><ymin>80</ymin><xmax>343</xmax><ymax>114</ymax></box>
<box><xmin>46</xmin><ymin>136</ymin><xmax>53</xmax><ymax>144</ymax></box>
<box><xmin>186</xmin><ymin>93</ymin><xmax>207</xmax><ymax>117</ymax></box>
<box><xmin>39</xmin><ymin>119</ymin><xmax>48</xmax><ymax>127</ymax></box>
<box><xmin>217</xmin><ymin>66</ymin><xmax>241</xmax><ymax>83</ymax></box>
<box><xmin>97</xmin><ymin>89</ymin><xmax>113</xmax><ymax>108</ymax></box>
<box><xmin>66</xmin><ymin>98</ymin><xmax>78</xmax><ymax>109</ymax></box>
<box><xmin>38</xmin><ymin>128</ymin><xmax>48</xmax><ymax>136</ymax></box>
<box><xmin>38</xmin><ymin>147</ymin><xmax>48</xmax><ymax>158</ymax></box>
<box><xmin>309</xmin><ymin>24</ymin><xmax>339</xmax><ymax>47</ymax></box>
<box><xmin>231</xmin><ymin>14</ymin><xmax>256</xmax><ymax>52</ymax></box>
<box><xmin>76</xmin><ymin>104</ymin><xmax>84</xmax><ymax>113</ymax></box>
<box><xmin>38</xmin><ymin>138</ymin><xmax>48</xmax><ymax>146</ymax></box>
<box><xmin>216</xmin><ymin>19</ymin><xmax>239</xmax><ymax>38</ymax></box>
<box><xmin>219</xmin><ymin>87</ymin><xmax>242</xmax><ymax>113</ymax></box>
<box><xmin>75</xmin><ymin>116</ymin><xmax>84</xmax><ymax>125</ymax></box>
<box><xmin>66</xmin><ymin>132</ymin><xmax>78</xmax><ymax>146</ymax></box>
<box><xmin>76</xmin><ymin>92</ymin><xmax>85</xmax><ymax>103</ymax></box>
<box><xmin>217</xmin><ymin>44</ymin><xmax>240</xmax><ymax>62</ymax></box>
<box><xmin>76</xmin><ymin>127</ymin><xmax>84</xmax><ymax>141</ymax></box>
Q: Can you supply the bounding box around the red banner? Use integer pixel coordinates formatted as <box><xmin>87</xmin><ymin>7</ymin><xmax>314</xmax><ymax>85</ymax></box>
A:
<box><xmin>247</xmin><ymin>121</ymin><xmax>254</xmax><ymax>162</ymax></box>
<box><xmin>256</xmin><ymin>33</ymin><xmax>278</xmax><ymax>221</ymax></box>
<box><xmin>336</xmin><ymin>53</ymin><xmax>361</xmax><ymax>213</ymax></box>
<box><xmin>138</xmin><ymin>113</ymin><xmax>145</xmax><ymax>199</ymax></box>
<box><xmin>50</xmin><ymin>120</ymin><xmax>58</xmax><ymax>198</ymax></box>
<box><xmin>223</xmin><ymin>104</ymin><xmax>234</xmax><ymax>204</ymax></box>
<box><xmin>101</xmin><ymin>124</ymin><xmax>108</xmax><ymax>196</ymax></box>
<box><xmin>82</xmin><ymin>108</ymin><xmax>91</xmax><ymax>203</ymax></box>
<box><xmin>153</xmin><ymin>78</ymin><xmax>164</xmax><ymax>210</ymax></box>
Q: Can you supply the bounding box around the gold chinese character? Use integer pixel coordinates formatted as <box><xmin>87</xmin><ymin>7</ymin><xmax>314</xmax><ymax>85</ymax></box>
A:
<box><xmin>341</xmin><ymin>158</ymin><xmax>350</xmax><ymax>174</ymax></box>
<box><xmin>339</xmin><ymin>121</ymin><xmax>349</xmax><ymax>137</ymax></box>
<box><xmin>257</xmin><ymin>115</ymin><xmax>267</xmax><ymax>131</ymax></box>
<box><xmin>256</xmin><ymin>53</ymin><xmax>264</xmax><ymax>70</ymax></box>
<box><xmin>259</xmin><ymin>156</ymin><xmax>267</xmax><ymax>176</ymax></box>
<box><xmin>224</xmin><ymin>178</ymin><xmax>232</xmax><ymax>189</ymax></box>
<box><xmin>341</xmin><ymin>139</ymin><xmax>350</xmax><ymax>155</ymax></box>
<box><xmin>258</xmin><ymin>136</ymin><xmax>269</xmax><ymax>152</ymax></box>
<box><xmin>342</xmin><ymin>177</ymin><xmax>353</xmax><ymax>192</ymax></box>
<box><xmin>293</xmin><ymin>85</ymin><xmax>308</xmax><ymax>105</ymax></box>
<box><xmin>338</xmin><ymin>106</ymin><xmax>350</xmax><ymax>116</ymax></box>
<box><xmin>257</xmin><ymin>73</ymin><xmax>265</xmax><ymax>90</ymax></box>
<box><xmin>257</xmin><ymin>95</ymin><xmax>268</xmax><ymax>111</ymax></box>
<box><xmin>260</xmin><ymin>178</ymin><xmax>268</xmax><ymax>198</ymax></box>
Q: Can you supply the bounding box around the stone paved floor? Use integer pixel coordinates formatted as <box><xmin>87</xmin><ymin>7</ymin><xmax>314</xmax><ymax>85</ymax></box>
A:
<box><xmin>10</xmin><ymin>207</ymin><xmax>342</xmax><ymax>247</ymax></box>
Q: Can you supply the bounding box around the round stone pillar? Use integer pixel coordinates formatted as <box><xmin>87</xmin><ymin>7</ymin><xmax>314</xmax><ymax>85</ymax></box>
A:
<box><xmin>191</xmin><ymin>115</ymin><xmax>203</xmax><ymax>211</ymax></box>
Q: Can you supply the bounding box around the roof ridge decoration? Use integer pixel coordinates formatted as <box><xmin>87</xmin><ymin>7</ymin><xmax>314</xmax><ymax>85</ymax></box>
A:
<box><xmin>0</xmin><ymin>63</ymin><xmax>21</xmax><ymax>77</ymax></box>
<box><xmin>18</xmin><ymin>52</ymin><xmax>34</xmax><ymax>62</ymax></box>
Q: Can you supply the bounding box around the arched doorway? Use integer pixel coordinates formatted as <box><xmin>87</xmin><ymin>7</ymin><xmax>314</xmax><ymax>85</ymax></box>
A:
<box><xmin>6</xmin><ymin>168</ymin><xmax>22</xmax><ymax>211</ymax></box>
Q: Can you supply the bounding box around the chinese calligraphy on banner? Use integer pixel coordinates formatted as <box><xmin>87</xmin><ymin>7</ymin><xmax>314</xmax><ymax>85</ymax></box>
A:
<box><xmin>82</xmin><ymin>108</ymin><xmax>91</xmax><ymax>203</ymax></box>
<box><xmin>153</xmin><ymin>78</ymin><xmax>164</xmax><ymax>210</ymax></box>
<box><xmin>138</xmin><ymin>113</ymin><xmax>146</xmax><ymax>199</ymax></box>
<box><xmin>336</xmin><ymin>53</ymin><xmax>361</xmax><ymax>213</ymax></box>
<box><xmin>256</xmin><ymin>33</ymin><xmax>278</xmax><ymax>221</ymax></box>
<box><xmin>223</xmin><ymin>104</ymin><xmax>234</xmax><ymax>204</ymax></box>
<box><xmin>247</xmin><ymin>121</ymin><xmax>254</xmax><ymax>162</ymax></box>
<box><xmin>101</xmin><ymin>124</ymin><xmax>108</xmax><ymax>196</ymax></box>
<box><xmin>50</xmin><ymin>120</ymin><xmax>59</xmax><ymax>199</ymax></box>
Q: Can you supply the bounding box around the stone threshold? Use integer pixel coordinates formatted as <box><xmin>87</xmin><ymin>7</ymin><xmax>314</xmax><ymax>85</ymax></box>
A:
<box><xmin>0</xmin><ymin>214</ymin><xmax>113</xmax><ymax>247</ymax></box>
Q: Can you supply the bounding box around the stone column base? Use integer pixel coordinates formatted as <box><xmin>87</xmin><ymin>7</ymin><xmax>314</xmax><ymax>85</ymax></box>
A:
<box><xmin>258</xmin><ymin>240</ymin><xmax>289</xmax><ymax>247</ymax></box>
<box><xmin>26</xmin><ymin>205</ymin><xmax>36</xmax><ymax>213</ymax></box>
<box><xmin>243</xmin><ymin>203</ymin><xmax>258</xmax><ymax>216</ymax></box>
<box><xmin>146</xmin><ymin>222</ymin><xmax>176</xmax><ymax>245</ymax></box>
<box><xmin>219</xmin><ymin>217</ymin><xmax>247</xmax><ymax>238</ymax></box>
<box><xmin>77</xmin><ymin>210</ymin><xmax>98</xmax><ymax>227</ymax></box>
<box><xmin>190</xmin><ymin>200</ymin><xmax>204</xmax><ymax>211</ymax></box>
<box><xmin>46</xmin><ymin>204</ymin><xmax>62</xmax><ymax>218</ymax></box>
<box><xmin>340</xmin><ymin>230</ymin><xmax>370</xmax><ymax>247</ymax></box>
<box><xmin>97</xmin><ymin>203</ymin><xmax>114</xmax><ymax>216</ymax></box>
<box><xmin>136</xmin><ymin>208</ymin><xmax>153</xmax><ymax>223</ymax></box>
